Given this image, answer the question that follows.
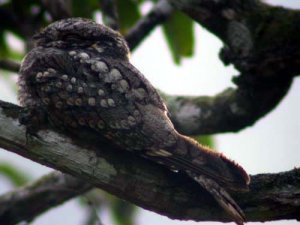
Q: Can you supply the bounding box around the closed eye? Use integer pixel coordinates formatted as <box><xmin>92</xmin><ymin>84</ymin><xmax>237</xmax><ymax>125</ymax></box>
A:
<box><xmin>62</xmin><ymin>34</ymin><xmax>82</xmax><ymax>42</ymax></box>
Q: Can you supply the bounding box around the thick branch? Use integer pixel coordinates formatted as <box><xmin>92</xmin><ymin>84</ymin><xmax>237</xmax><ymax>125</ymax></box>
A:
<box><xmin>125</xmin><ymin>0</ymin><xmax>173</xmax><ymax>50</ymax></box>
<box><xmin>0</xmin><ymin>100</ymin><xmax>299</xmax><ymax>224</ymax></box>
<box><xmin>165</xmin><ymin>78</ymin><xmax>292</xmax><ymax>135</ymax></box>
<box><xmin>168</xmin><ymin>0</ymin><xmax>300</xmax><ymax>77</ymax></box>
<box><xmin>0</xmin><ymin>171</ymin><xmax>91</xmax><ymax>225</ymax></box>
<box><xmin>169</xmin><ymin>0</ymin><xmax>300</xmax><ymax>79</ymax></box>
<box><xmin>164</xmin><ymin>0</ymin><xmax>300</xmax><ymax>134</ymax></box>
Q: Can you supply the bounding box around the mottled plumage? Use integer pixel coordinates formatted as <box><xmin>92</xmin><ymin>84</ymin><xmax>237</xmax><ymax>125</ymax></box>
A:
<box><xmin>18</xmin><ymin>18</ymin><xmax>250</xmax><ymax>224</ymax></box>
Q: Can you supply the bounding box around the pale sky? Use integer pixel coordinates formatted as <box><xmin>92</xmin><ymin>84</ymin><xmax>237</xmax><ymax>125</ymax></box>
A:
<box><xmin>0</xmin><ymin>1</ymin><xmax>299</xmax><ymax>225</ymax></box>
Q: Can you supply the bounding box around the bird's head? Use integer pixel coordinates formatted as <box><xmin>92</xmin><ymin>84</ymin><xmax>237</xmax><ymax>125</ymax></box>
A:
<box><xmin>33</xmin><ymin>17</ymin><xmax>130</xmax><ymax>59</ymax></box>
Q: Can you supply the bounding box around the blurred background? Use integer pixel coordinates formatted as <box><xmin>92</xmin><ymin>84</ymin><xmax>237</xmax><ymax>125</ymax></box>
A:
<box><xmin>0</xmin><ymin>0</ymin><xmax>299</xmax><ymax>225</ymax></box>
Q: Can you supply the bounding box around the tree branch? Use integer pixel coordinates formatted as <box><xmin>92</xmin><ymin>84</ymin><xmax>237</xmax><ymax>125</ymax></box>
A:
<box><xmin>1</xmin><ymin>2</ymin><xmax>299</xmax><ymax>224</ymax></box>
<box><xmin>164</xmin><ymin>78</ymin><xmax>292</xmax><ymax>135</ymax></box>
<box><xmin>40</xmin><ymin>0</ymin><xmax>71</xmax><ymax>20</ymax></box>
<box><xmin>0</xmin><ymin>100</ymin><xmax>299</xmax><ymax>224</ymax></box>
<box><xmin>168</xmin><ymin>0</ymin><xmax>300</xmax><ymax>78</ymax></box>
<box><xmin>99</xmin><ymin>0</ymin><xmax>119</xmax><ymax>31</ymax></box>
<box><xmin>0</xmin><ymin>59</ymin><xmax>20</xmax><ymax>73</ymax></box>
<box><xmin>163</xmin><ymin>0</ymin><xmax>300</xmax><ymax>134</ymax></box>
<box><xmin>125</xmin><ymin>0</ymin><xmax>173</xmax><ymax>50</ymax></box>
<box><xmin>0</xmin><ymin>171</ymin><xmax>92</xmax><ymax>225</ymax></box>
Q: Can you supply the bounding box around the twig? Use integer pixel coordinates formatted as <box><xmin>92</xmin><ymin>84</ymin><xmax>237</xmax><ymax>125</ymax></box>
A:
<box><xmin>0</xmin><ymin>59</ymin><xmax>20</xmax><ymax>73</ymax></box>
<box><xmin>99</xmin><ymin>0</ymin><xmax>119</xmax><ymax>31</ymax></box>
<box><xmin>82</xmin><ymin>192</ymin><xmax>105</xmax><ymax>225</ymax></box>
<box><xmin>125</xmin><ymin>0</ymin><xmax>173</xmax><ymax>50</ymax></box>
<box><xmin>40</xmin><ymin>0</ymin><xmax>71</xmax><ymax>20</ymax></box>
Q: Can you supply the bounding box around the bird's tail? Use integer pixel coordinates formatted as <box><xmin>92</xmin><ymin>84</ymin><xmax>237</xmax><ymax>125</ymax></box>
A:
<box><xmin>178</xmin><ymin>135</ymin><xmax>250</xmax><ymax>224</ymax></box>
<box><xmin>174</xmin><ymin>135</ymin><xmax>250</xmax><ymax>191</ymax></box>
<box><xmin>146</xmin><ymin>134</ymin><xmax>250</xmax><ymax>224</ymax></box>
<box><xmin>187</xmin><ymin>171</ymin><xmax>246</xmax><ymax>225</ymax></box>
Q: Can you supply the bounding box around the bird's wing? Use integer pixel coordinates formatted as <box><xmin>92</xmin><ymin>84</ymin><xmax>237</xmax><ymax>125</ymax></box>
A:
<box><xmin>22</xmin><ymin>48</ymin><xmax>173</xmax><ymax>150</ymax></box>
<box><xmin>118</xmin><ymin>61</ymin><xmax>168</xmax><ymax>112</ymax></box>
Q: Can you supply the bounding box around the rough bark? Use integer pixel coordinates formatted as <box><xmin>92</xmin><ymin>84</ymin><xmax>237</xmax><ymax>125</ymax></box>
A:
<box><xmin>0</xmin><ymin>171</ymin><xmax>92</xmax><ymax>225</ymax></box>
<box><xmin>165</xmin><ymin>0</ymin><xmax>300</xmax><ymax>134</ymax></box>
<box><xmin>165</xmin><ymin>81</ymin><xmax>292</xmax><ymax>135</ymax></box>
<box><xmin>1</xmin><ymin>1</ymin><xmax>300</xmax><ymax>224</ymax></box>
<box><xmin>125</xmin><ymin>0</ymin><xmax>173</xmax><ymax>50</ymax></box>
<box><xmin>0</xmin><ymin>100</ymin><xmax>299</xmax><ymax>224</ymax></box>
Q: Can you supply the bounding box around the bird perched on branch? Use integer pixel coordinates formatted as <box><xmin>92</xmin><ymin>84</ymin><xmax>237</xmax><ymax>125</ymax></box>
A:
<box><xmin>18</xmin><ymin>18</ymin><xmax>250</xmax><ymax>224</ymax></box>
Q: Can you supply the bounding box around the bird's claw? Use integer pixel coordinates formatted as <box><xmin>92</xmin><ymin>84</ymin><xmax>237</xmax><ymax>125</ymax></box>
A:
<box><xmin>19</xmin><ymin>107</ymin><xmax>46</xmax><ymax>145</ymax></box>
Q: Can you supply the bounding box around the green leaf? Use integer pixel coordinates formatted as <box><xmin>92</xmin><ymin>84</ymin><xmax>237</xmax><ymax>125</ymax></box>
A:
<box><xmin>0</xmin><ymin>162</ymin><xmax>32</xmax><ymax>187</ymax></box>
<box><xmin>116</xmin><ymin>0</ymin><xmax>141</xmax><ymax>34</ymax></box>
<box><xmin>111</xmin><ymin>198</ymin><xmax>137</xmax><ymax>225</ymax></box>
<box><xmin>193</xmin><ymin>135</ymin><xmax>215</xmax><ymax>149</ymax></box>
<box><xmin>4</xmin><ymin>31</ymin><xmax>25</xmax><ymax>60</ymax></box>
<box><xmin>0</xmin><ymin>32</ymin><xmax>10</xmax><ymax>58</ymax></box>
<box><xmin>162</xmin><ymin>11</ymin><xmax>195</xmax><ymax>64</ymax></box>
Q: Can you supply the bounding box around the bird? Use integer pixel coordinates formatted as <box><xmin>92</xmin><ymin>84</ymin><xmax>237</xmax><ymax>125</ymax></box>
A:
<box><xmin>18</xmin><ymin>17</ymin><xmax>250</xmax><ymax>224</ymax></box>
